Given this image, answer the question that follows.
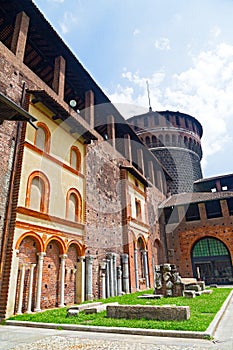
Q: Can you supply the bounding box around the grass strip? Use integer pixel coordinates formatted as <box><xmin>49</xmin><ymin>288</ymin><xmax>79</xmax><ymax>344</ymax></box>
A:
<box><xmin>8</xmin><ymin>288</ymin><xmax>231</xmax><ymax>332</ymax></box>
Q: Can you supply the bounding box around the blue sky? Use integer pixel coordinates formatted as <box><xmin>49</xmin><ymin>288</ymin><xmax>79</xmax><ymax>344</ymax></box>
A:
<box><xmin>33</xmin><ymin>0</ymin><xmax>233</xmax><ymax>178</ymax></box>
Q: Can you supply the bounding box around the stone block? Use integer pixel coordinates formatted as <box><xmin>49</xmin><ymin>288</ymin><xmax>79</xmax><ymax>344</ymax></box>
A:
<box><xmin>84</xmin><ymin>302</ymin><xmax>118</xmax><ymax>314</ymax></box>
<box><xmin>137</xmin><ymin>294</ymin><xmax>163</xmax><ymax>299</ymax></box>
<box><xmin>107</xmin><ymin>304</ymin><xmax>190</xmax><ymax>321</ymax></box>
<box><xmin>67</xmin><ymin>302</ymin><xmax>103</xmax><ymax>317</ymax></box>
<box><xmin>185</xmin><ymin>284</ymin><xmax>201</xmax><ymax>292</ymax></box>
<box><xmin>201</xmin><ymin>289</ymin><xmax>213</xmax><ymax>295</ymax></box>
<box><xmin>183</xmin><ymin>290</ymin><xmax>196</xmax><ymax>298</ymax></box>
<box><xmin>197</xmin><ymin>281</ymin><xmax>205</xmax><ymax>291</ymax></box>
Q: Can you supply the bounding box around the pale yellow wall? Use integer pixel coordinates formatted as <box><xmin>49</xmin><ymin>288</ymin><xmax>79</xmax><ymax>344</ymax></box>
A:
<box><xmin>26</xmin><ymin>102</ymin><xmax>85</xmax><ymax>174</ymax></box>
<box><xmin>128</xmin><ymin>173</ymin><xmax>145</xmax><ymax>192</ymax></box>
<box><xmin>127</xmin><ymin>173</ymin><xmax>147</xmax><ymax>223</ymax></box>
<box><xmin>18</xmin><ymin>98</ymin><xmax>86</xmax><ymax>223</ymax></box>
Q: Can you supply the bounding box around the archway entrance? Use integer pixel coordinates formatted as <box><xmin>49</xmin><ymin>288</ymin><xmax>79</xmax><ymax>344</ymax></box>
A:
<box><xmin>191</xmin><ymin>237</ymin><xmax>233</xmax><ymax>285</ymax></box>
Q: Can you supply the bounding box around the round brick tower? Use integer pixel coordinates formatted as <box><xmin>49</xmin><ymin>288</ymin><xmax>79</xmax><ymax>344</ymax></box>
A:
<box><xmin>128</xmin><ymin>110</ymin><xmax>203</xmax><ymax>194</ymax></box>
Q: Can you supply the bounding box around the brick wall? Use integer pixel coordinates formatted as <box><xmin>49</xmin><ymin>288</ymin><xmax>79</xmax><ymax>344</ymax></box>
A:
<box><xmin>42</xmin><ymin>240</ymin><xmax>60</xmax><ymax>309</ymax></box>
<box><xmin>86</xmin><ymin>141</ymin><xmax>123</xmax><ymax>298</ymax></box>
<box><xmin>165</xmin><ymin>205</ymin><xmax>233</xmax><ymax>279</ymax></box>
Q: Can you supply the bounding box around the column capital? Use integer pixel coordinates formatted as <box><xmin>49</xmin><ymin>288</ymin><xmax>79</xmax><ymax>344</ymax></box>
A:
<box><xmin>59</xmin><ymin>254</ymin><xmax>67</xmax><ymax>260</ymax></box>
<box><xmin>19</xmin><ymin>263</ymin><xmax>27</xmax><ymax>270</ymax></box>
<box><xmin>121</xmin><ymin>253</ymin><xmax>129</xmax><ymax>263</ymax></box>
<box><xmin>85</xmin><ymin>255</ymin><xmax>94</xmax><ymax>263</ymax></box>
<box><xmin>100</xmin><ymin>261</ymin><xmax>106</xmax><ymax>270</ymax></box>
<box><xmin>37</xmin><ymin>252</ymin><xmax>46</xmax><ymax>259</ymax></box>
<box><xmin>78</xmin><ymin>256</ymin><xmax>85</xmax><ymax>262</ymax></box>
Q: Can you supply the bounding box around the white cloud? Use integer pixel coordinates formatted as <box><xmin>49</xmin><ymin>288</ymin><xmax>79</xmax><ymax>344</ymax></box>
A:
<box><xmin>211</xmin><ymin>26</ymin><xmax>221</xmax><ymax>38</ymax></box>
<box><xmin>59</xmin><ymin>11</ymin><xmax>78</xmax><ymax>34</ymax></box>
<box><xmin>109</xmin><ymin>43</ymin><xmax>233</xmax><ymax>172</ymax></box>
<box><xmin>133</xmin><ymin>29</ymin><xmax>140</xmax><ymax>36</ymax></box>
<box><xmin>154</xmin><ymin>37</ymin><xmax>171</xmax><ymax>51</ymax></box>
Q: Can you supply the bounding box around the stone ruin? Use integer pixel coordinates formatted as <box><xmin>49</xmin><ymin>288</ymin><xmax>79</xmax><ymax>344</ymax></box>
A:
<box><xmin>154</xmin><ymin>263</ymin><xmax>209</xmax><ymax>298</ymax></box>
<box><xmin>154</xmin><ymin>263</ymin><xmax>183</xmax><ymax>297</ymax></box>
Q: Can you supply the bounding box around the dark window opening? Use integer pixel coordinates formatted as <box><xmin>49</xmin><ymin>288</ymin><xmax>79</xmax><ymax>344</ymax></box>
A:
<box><xmin>227</xmin><ymin>198</ymin><xmax>233</xmax><ymax>216</ymax></box>
<box><xmin>205</xmin><ymin>200</ymin><xmax>222</xmax><ymax>219</ymax></box>
<box><xmin>164</xmin><ymin>206</ymin><xmax>179</xmax><ymax>224</ymax></box>
<box><xmin>185</xmin><ymin>203</ymin><xmax>200</xmax><ymax>222</ymax></box>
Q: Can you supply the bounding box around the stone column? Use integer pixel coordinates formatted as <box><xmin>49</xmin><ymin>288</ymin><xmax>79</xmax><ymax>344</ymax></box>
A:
<box><xmin>35</xmin><ymin>252</ymin><xmax>46</xmax><ymax>312</ymax></box>
<box><xmin>17</xmin><ymin>264</ymin><xmax>26</xmax><ymax>315</ymax></box>
<box><xmin>134</xmin><ymin>248</ymin><xmax>139</xmax><ymax>290</ymax></box>
<box><xmin>121</xmin><ymin>254</ymin><xmax>130</xmax><ymax>293</ymax></box>
<box><xmin>26</xmin><ymin>264</ymin><xmax>36</xmax><ymax>313</ymax></box>
<box><xmin>117</xmin><ymin>265</ymin><xmax>123</xmax><ymax>296</ymax></box>
<box><xmin>142</xmin><ymin>250</ymin><xmax>150</xmax><ymax>288</ymax></box>
<box><xmin>100</xmin><ymin>261</ymin><xmax>106</xmax><ymax>299</ymax></box>
<box><xmin>107</xmin><ymin>253</ymin><xmax>114</xmax><ymax>296</ymax></box>
<box><xmin>85</xmin><ymin>255</ymin><xmax>94</xmax><ymax>301</ymax></box>
<box><xmin>105</xmin><ymin>258</ymin><xmax>110</xmax><ymax>298</ymax></box>
<box><xmin>112</xmin><ymin>253</ymin><xmax>117</xmax><ymax>296</ymax></box>
<box><xmin>76</xmin><ymin>256</ymin><xmax>85</xmax><ymax>303</ymax></box>
<box><xmin>59</xmin><ymin>254</ymin><xmax>67</xmax><ymax>307</ymax></box>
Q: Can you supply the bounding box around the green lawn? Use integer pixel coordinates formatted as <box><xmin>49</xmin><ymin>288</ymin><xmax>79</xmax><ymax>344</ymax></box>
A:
<box><xmin>8</xmin><ymin>288</ymin><xmax>231</xmax><ymax>332</ymax></box>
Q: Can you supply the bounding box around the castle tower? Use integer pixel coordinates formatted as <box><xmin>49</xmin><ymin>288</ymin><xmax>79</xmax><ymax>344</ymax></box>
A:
<box><xmin>128</xmin><ymin>110</ymin><xmax>203</xmax><ymax>194</ymax></box>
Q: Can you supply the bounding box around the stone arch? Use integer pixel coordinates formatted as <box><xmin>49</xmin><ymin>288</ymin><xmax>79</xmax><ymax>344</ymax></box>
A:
<box><xmin>191</xmin><ymin>236</ymin><xmax>233</xmax><ymax>285</ymax></box>
<box><xmin>15</xmin><ymin>234</ymin><xmax>40</xmax><ymax>314</ymax></box>
<box><xmin>42</xmin><ymin>238</ymin><xmax>64</xmax><ymax>309</ymax></box>
<box><xmin>66</xmin><ymin>240</ymin><xmax>84</xmax><ymax>256</ymax></box>
<box><xmin>165</xmin><ymin>134</ymin><xmax>170</xmax><ymax>145</ymax></box>
<box><xmin>152</xmin><ymin>135</ymin><xmax>157</xmax><ymax>147</ymax></box>
<box><xmin>15</xmin><ymin>231</ymin><xmax>44</xmax><ymax>252</ymax></box>
<box><xmin>145</xmin><ymin>136</ymin><xmax>150</xmax><ymax>145</ymax></box>
<box><xmin>65</xmin><ymin>243</ymin><xmax>81</xmax><ymax>304</ymax></box>
<box><xmin>44</xmin><ymin>236</ymin><xmax>66</xmax><ymax>255</ymax></box>
<box><xmin>172</xmin><ymin>134</ymin><xmax>176</xmax><ymax>145</ymax></box>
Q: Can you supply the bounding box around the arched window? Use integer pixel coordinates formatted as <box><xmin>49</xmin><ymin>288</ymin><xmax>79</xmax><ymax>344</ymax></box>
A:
<box><xmin>66</xmin><ymin>189</ymin><xmax>82</xmax><ymax>222</ymax></box>
<box><xmin>25</xmin><ymin>171</ymin><xmax>50</xmax><ymax>213</ymax></box>
<box><xmin>165</xmin><ymin>134</ymin><xmax>170</xmax><ymax>145</ymax></box>
<box><xmin>34</xmin><ymin>122</ymin><xmax>50</xmax><ymax>153</ymax></box>
<box><xmin>145</xmin><ymin>136</ymin><xmax>150</xmax><ymax>145</ymax></box>
<box><xmin>152</xmin><ymin>135</ymin><xmax>157</xmax><ymax>146</ymax></box>
<box><xmin>172</xmin><ymin>134</ymin><xmax>176</xmax><ymax>145</ymax></box>
<box><xmin>70</xmin><ymin>146</ymin><xmax>81</xmax><ymax>172</ymax></box>
<box><xmin>135</xmin><ymin>199</ymin><xmax>142</xmax><ymax>221</ymax></box>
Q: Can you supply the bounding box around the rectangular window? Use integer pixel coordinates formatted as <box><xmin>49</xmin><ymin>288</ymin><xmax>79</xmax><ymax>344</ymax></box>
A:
<box><xmin>185</xmin><ymin>203</ymin><xmax>200</xmax><ymax>222</ymax></box>
<box><xmin>227</xmin><ymin>198</ymin><xmax>233</xmax><ymax>216</ymax></box>
<box><xmin>164</xmin><ymin>206</ymin><xmax>179</xmax><ymax>224</ymax></box>
<box><xmin>205</xmin><ymin>200</ymin><xmax>222</xmax><ymax>219</ymax></box>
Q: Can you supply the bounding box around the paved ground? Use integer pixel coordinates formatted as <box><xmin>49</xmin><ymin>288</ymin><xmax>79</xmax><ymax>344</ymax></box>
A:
<box><xmin>0</xmin><ymin>326</ymin><xmax>223</xmax><ymax>350</ymax></box>
<box><xmin>1</xmin><ymin>287</ymin><xmax>233</xmax><ymax>350</ymax></box>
